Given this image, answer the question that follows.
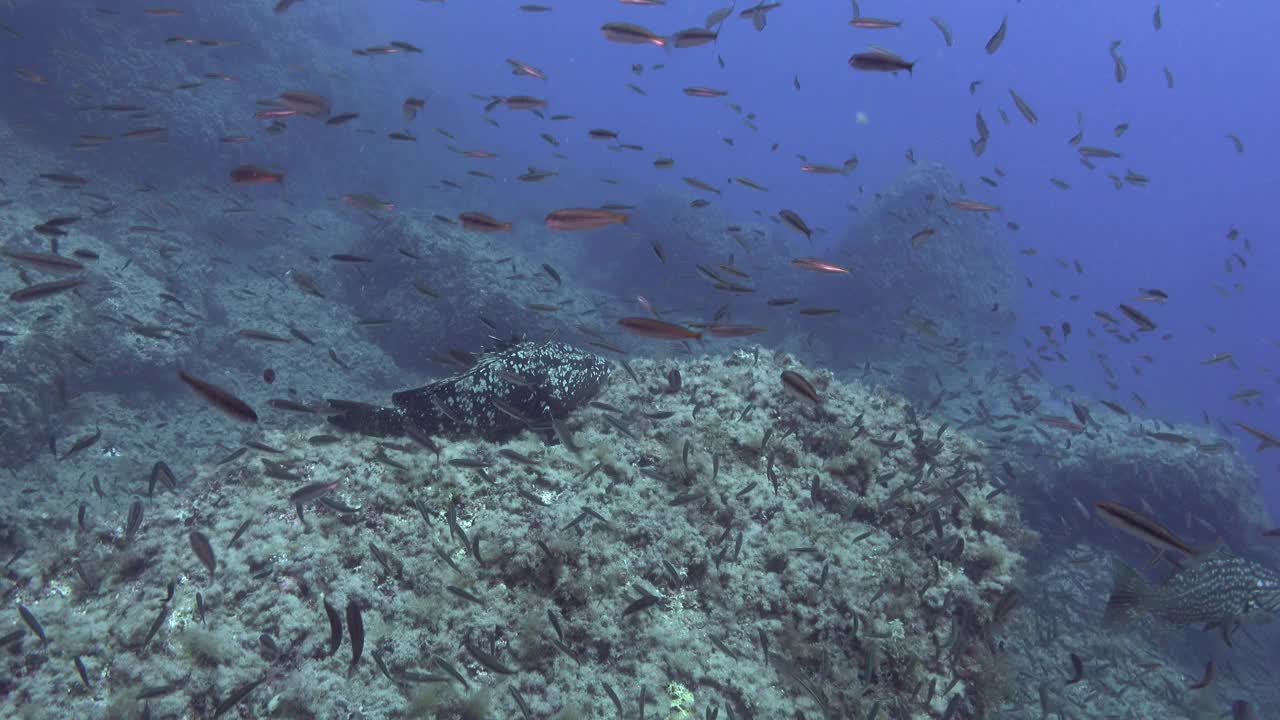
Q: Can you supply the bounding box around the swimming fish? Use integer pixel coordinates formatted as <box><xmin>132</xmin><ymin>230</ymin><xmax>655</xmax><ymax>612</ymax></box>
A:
<box><xmin>1094</xmin><ymin>501</ymin><xmax>1202</xmax><ymax>557</ymax></box>
<box><xmin>327</xmin><ymin>340</ymin><xmax>609</xmax><ymax>440</ymax></box>
<box><xmin>1104</xmin><ymin>551</ymin><xmax>1280</xmax><ymax>633</ymax></box>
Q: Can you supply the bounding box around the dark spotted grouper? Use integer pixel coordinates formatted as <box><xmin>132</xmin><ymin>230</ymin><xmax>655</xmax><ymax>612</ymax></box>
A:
<box><xmin>326</xmin><ymin>341</ymin><xmax>610</xmax><ymax>440</ymax></box>
<box><xmin>1104</xmin><ymin>551</ymin><xmax>1280</xmax><ymax>633</ymax></box>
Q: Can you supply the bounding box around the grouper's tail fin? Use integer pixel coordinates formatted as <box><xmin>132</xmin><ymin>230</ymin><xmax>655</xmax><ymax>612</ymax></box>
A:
<box><xmin>1103</xmin><ymin>560</ymin><xmax>1151</xmax><ymax>627</ymax></box>
<box><xmin>325</xmin><ymin>399</ymin><xmax>406</xmax><ymax>437</ymax></box>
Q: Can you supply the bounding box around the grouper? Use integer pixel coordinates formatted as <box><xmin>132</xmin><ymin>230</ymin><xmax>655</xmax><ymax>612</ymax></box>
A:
<box><xmin>325</xmin><ymin>340</ymin><xmax>610</xmax><ymax>440</ymax></box>
<box><xmin>1104</xmin><ymin>550</ymin><xmax>1280</xmax><ymax>641</ymax></box>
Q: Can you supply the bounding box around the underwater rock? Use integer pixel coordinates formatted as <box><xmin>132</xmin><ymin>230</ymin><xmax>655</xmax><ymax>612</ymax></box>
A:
<box><xmin>328</xmin><ymin>214</ymin><xmax>615</xmax><ymax>372</ymax></box>
<box><xmin>809</xmin><ymin>162</ymin><xmax>1019</xmax><ymax>374</ymax></box>
<box><xmin>0</xmin><ymin>344</ymin><xmax>1024</xmax><ymax>719</ymax></box>
<box><xmin>981</xmin><ymin>379</ymin><xmax>1272</xmax><ymax>565</ymax></box>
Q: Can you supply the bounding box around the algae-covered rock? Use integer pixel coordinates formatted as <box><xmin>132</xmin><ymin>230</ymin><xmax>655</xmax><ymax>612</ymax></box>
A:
<box><xmin>0</xmin><ymin>344</ymin><xmax>1025</xmax><ymax>719</ymax></box>
<box><xmin>818</xmin><ymin>161</ymin><xmax>1019</xmax><ymax>364</ymax></box>
<box><xmin>973</xmin><ymin>378</ymin><xmax>1272</xmax><ymax>565</ymax></box>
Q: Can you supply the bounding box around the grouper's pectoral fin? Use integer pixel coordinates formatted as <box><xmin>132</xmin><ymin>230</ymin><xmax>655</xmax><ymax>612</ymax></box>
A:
<box><xmin>325</xmin><ymin>399</ymin><xmax>407</xmax><ymax>437</ymax></box>
<box><xmin>389</xmin><ymin>385</ymin><xmax>449</xmax><ymax>434</ymax></box>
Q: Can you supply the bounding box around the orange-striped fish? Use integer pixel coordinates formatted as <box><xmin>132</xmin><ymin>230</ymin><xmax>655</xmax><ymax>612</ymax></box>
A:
<box><xmin>544</xmin><ymin>208</ymin><xmax>628</xmax><ymax>231</ymax></box>
<box><xmin>948</xmin><ymin>199</ymin><xmax>1000</xmax><ymax>212</ymax></box>
<box><xmin>791</xmin><ymin>257</ymin><xmax>850</xmax><ymax>274</ymax></box>
<box><xmin>458</xmin><ymin>212</ymin><xmax>512</xmax><ymax>232</ymax></box>
<box><xmin>618</xmin><ymin>317</ymin><xmax>701</xmax><ymax>340</ymax></box>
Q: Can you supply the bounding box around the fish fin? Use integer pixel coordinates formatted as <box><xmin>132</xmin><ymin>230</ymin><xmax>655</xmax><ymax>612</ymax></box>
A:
<box><xmin>1103</xmin><ymin>560</ymin><xmax>1150</xmax><ymax>627</ymax></box>
<box><xmin>1215</xmin><ymin>618</ymin><xmax>1238</xmax><ymax>646</ymax></box>
<box><xmin>1188</xmin><ymin>537</ymin><xmax>1227</xmax><ymax>560</ymax></box>
<box><xmin>391</xmin><ymin>384</ymin><xmax>456</xmax><ymax>433</ymax></box>
<box><xmin>325</xmin><ymin>400</ymin><xmax>406</xmax><ymax>436</ymax></box>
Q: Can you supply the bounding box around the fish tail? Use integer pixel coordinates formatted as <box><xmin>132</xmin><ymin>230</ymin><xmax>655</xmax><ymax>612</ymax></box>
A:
<box><xmin>1103</xmin><ymin>560</ymin><xmax>1150</xmax><ymax>627</ymax></box>
<box><xmin>325</xmin><ymin>400</ymin><xmax>407</xmax><ymax>437</ymax></box>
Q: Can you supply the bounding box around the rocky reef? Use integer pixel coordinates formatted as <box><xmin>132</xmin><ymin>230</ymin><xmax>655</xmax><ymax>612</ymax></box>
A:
<box><xmin>806</xmin><ymin>162</ymin><xmax>1019</xmax><ymax>374</ymax></box>
<box><xmin>930</xmin><ymin>363</ymin><xmax>1276</xmax><ymax>567</ymax></box>
<box><xmin>1</xmin><ymin>347</ymin><xmax>1025</xmax><ymax>719</ymax></box>
<box><xmin>919</xmin><ymin>365</ymin><xmax>1280</xmax><ymax>717</ymax></box>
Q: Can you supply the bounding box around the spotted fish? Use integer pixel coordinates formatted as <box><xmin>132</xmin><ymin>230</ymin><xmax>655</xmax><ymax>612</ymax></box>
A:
<box><xmin>326</xmin><ymin>341</ymin><xmax>610</xmax><ymax>440</ymax></box>
<box><xmin>1104</xmin><ymin>551</ymin><xmax>1280</xmax><ymax>636</ymax></box>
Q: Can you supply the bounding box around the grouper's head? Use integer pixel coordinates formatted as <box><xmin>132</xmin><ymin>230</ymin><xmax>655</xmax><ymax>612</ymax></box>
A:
<box><xmin>1252</xmin><ymin>570</ymin><xmax>1280</xmax><ymax>617</ymax></box>
<box><xmin>533</xmin><ymin>341</ymin><xmax>611</xmax><ymax>415</ymax></box>
<box><xmin>1225</xmin><ymin>560</ymin><xmax>1280</xmax><ymax>625</ymax></box>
